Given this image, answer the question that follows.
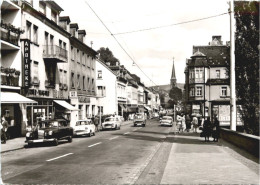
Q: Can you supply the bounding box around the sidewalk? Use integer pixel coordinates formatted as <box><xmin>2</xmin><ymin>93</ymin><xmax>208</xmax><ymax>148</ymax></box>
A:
<box><xmin>1</xmin><ymin>120</ymin><xmax>133</xmax><ymax>154</ymax></box>
<box><xmin>160</xmin><ymin>132</ymin><xmax>260</xmax><ymax>184</ymax></box>
<box><xmin>1</xmin><ymin>137</ymin><xmax>26</xmax><ymax>153</ymax></box>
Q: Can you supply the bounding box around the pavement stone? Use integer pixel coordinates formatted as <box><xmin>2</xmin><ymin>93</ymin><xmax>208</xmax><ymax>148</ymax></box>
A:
<box><xmin>160</xmin><ymin>134</ymin><xmax>260</xmax><ymax>184</ymax></box>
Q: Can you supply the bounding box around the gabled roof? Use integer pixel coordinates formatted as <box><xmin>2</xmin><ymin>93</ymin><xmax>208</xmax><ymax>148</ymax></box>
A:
<box><xmin>59</xmin><ymin>16</ymin><xmax>71</xmax><ymax>23</ymax></box>
<box><xmin>192</xmin><ymin>49</ymin><xmax>206</xmax><ymax>57</ymax></box>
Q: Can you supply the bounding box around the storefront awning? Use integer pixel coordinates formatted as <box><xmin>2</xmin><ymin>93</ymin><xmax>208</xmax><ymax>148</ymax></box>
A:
<box><xmin>126</xmin><ymin>106</ymin><xmax>137</xmax><ymax>113</ymax></box>
<box><xmin>144</xmin><ymin>105</ymin><xmax>152</xmax><ymax>111</ymax></box>
<box><xmin>54</xmin><ymin>100</ymin><xmax>78</xmax><ymax>111</ymax></box>
<box><xmin>1</xmin><ymin>92</ymin><xmax>37</xmax><ymax>104</ymax></box>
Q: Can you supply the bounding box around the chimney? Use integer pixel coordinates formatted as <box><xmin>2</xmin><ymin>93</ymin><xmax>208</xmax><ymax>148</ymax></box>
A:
<box><xmin>78</xmin><ymin>29</ymin><xmax>86</xmax><ymax>43</ymax></box>
<box><xmin>212</xmin><ymin>35</ymin><xmax>223</xmax><ymax>45</ymax></box>
<box><xmin>59</xmin><ymin>16</ymin><xmax>71</xmax><ymax>31</ymax></box>
<box><xmin>70</xmin><ymin>23</ymin><xmax>79</xmax><ymax>37</ymax></box>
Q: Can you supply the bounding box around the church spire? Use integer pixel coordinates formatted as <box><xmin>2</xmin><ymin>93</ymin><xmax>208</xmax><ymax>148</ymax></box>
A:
<box><xmin>171</xmin><ymin>57</ymin><xmax>177</xmax><ymax>87</ymax></box>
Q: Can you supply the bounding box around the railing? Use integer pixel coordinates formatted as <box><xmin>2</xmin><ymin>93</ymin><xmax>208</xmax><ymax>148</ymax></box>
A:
<box><xmin>43</xmin><ymin>45</ymin><xmax>68</xmax><ymax>62</ymax></box>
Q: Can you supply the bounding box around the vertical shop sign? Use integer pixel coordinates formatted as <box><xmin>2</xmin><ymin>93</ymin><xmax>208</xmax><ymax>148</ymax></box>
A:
<box><xmin>24</xmin><ymin>39</ymin><xmax>31</xmax><ymax>87</ymax></box>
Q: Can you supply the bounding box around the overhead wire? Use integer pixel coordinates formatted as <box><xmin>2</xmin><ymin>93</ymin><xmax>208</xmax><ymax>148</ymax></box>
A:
<box><xmin>84</xmin><ymin>0</ymin><xmax>158</xmax><ymax>86</ymax></box>
<box><xmin>113</xmin><ymin>12</ymin><xmax>229</xmax><ymax>35</ymax></box>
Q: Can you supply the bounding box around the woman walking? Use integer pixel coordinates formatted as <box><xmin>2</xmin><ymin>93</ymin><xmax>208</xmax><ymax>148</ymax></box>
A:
<box><xmin>212</xmin><ymin>117</ymin><xmax>220</xmax><ymax>142</ymax></box>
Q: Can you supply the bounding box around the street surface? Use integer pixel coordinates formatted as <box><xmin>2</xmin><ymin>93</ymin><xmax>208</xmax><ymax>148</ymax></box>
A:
<box><xmin>1</xmin><ymin>119</ymin><xmax>259</xmax><ymax>184</ymax></box>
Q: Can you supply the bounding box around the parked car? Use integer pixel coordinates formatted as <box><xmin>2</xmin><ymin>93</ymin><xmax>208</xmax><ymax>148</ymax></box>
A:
<box><xmin>101</xmin><ymin>116</ymin><xmax>121</xmax><ymax>130</ymax></box>
<box><xmin>72</xmin><ymin>119</ymin><xmax>95</xmax><ymax>137</ymax></box>
<box><xmin>133</xmin><ymin>113</ymin><xmax>146</xmax><ymax>127</ymax></box>
<box><xmin>25</xmin><ymin>119</ymin><xmax>73</xmax><ymax>146</ymax></box>
<box><xmin>160</xmin><ymin>116</ymin><xmax>173</xmax><ymax>127</ymax></box>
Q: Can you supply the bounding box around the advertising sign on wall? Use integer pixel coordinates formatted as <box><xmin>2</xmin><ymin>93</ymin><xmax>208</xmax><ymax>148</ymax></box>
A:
<box><xmin>23</xmin><ymin>39</ymin><xmax>30</xmax><ymax>87</ymax></box>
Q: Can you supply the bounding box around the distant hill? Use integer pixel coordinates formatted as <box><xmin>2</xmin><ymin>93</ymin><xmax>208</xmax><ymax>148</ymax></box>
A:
<box><xmin>151</xmin><ymin>83</ymin><xmax>185</xmax><ymax>92</ymax></box>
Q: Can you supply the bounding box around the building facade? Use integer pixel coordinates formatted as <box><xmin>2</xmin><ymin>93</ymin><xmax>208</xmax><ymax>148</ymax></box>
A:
<box><xmin>96</xmin><ymin>59</ymin><xmax>117</xmax><ymax>115</ymax></box>
<box><xmin>184</xmin><ymin>36</ymin><xmax>243</xmax><ymax>126</ymax></box>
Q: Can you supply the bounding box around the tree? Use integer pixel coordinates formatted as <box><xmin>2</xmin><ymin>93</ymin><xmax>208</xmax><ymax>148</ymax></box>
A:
<box><xmin>168</xmin><ymin>86</ymin><xmax>183</xmax><ymax>107</ymax></box>
<box><xmin>234</xmin><ymin>1</ymin><xmax>259</xmax><ymax>135</ymax></box>
<box><xmin>97</xmin><ymin>47</ymin><xmax>120</xmax><ymax>66</ymax></box>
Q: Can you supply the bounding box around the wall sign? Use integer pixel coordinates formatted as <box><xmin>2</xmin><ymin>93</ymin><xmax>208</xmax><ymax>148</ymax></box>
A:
<box><xmin>24</xmin><ymin>39</ymin><xmax>31</xmax><ymax>87</ymax></box>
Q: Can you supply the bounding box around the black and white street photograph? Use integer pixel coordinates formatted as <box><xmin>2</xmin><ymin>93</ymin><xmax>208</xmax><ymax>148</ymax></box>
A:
<box><xmin>0</xmin><ymin>0</ymin><xmax>259</xmax><ymax>184</ymax></box>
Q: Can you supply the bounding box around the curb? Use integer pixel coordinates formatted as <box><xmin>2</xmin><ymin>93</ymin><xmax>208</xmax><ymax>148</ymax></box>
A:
<box><xmin>1</xmin><ymin>146</ymin><xmax>25</xmax><ymax>154</ymax></box>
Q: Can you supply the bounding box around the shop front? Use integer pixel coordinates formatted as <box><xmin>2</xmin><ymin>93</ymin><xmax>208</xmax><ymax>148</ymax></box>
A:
<box><xmin>1</xmin><ymin>92</ymin><xmax>37</xmax><ymax>137</ymax></box>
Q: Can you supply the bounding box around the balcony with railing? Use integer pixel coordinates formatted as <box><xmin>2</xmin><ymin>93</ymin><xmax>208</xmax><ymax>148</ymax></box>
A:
<box><xmin>43</xmin><ymin>45</ymin><xmax>68</xmax><ymax>63</ymax></box>
<box><xmin>1</xmin><ymin>67</ymin><xmax>20</xmax><ymax>87</ymax></box>
<box><xmin>0</xmin><ymin>21</ymin><xmax>23</xmax><ymax>48</ymax></box>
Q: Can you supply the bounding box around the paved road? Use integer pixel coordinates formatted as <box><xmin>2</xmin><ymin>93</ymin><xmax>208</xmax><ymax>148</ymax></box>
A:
<box><xmin>2</xmin><ymin>119</ymin><xmax>172</xmax><ymax>184</ymax></box>
<box><xmin>1</xmin><ymin>119</ymin><xmax>259</xmax><ymax>184</ymax></box>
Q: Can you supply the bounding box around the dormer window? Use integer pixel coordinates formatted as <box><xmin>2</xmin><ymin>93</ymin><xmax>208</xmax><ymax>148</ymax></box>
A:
<box><xmin>39</xmin><ymin>2</ymin><xmax>46</xmax><ymax>15</ymax></box>
<box><xmin>51</xmin><ymin>10</ymin><xmax>57</xmax><ymax>23</ymax></box>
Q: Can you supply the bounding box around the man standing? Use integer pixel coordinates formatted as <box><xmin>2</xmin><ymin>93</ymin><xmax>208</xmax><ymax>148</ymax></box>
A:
<box><xmin>94</xmin><ymin>116</ymin><xmax>100</xmax><ymax>132</ymax></box>
<box><xmin>1</xmin><ymin>116</ymin><xmax>8</xmax><ymax>144</ymax></box>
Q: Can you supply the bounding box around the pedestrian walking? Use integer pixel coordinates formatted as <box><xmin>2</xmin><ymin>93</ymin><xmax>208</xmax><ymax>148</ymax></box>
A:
<box><xmin>185</xmin><ymin>114</ymin><xmax>191</xmax><ymax>132</ymax></box>
<box><xmin>181</xmin><ymin>114</ymin><xmax>186</xmax><ymax>132</ymax></box>
<box><xmin>94</xmin><ymin>116</ymin><xmax>100</xmax><ymax>132</ymax></box>
<box><xmin>203</xmin><ymin>117</ymin><xmax>212</xmax><ymax>142</ymax></box>
<box><xmin>192</xmin><ymin>116</ymin><xmax>198</xmax><ymax>133</ymax></box>
<box><xmin>176</xmin><ymin>114</ymin><xmax>182</xmax><ymax>133</ymax></box>
<box><xmin>212</xmin><ymin>117</ymin><xmax>220</xmax><ymax>142</ymax></box>
<box><xmin>1</xmin><ymin>116</ymin><xmax>8</xmax><ymax>144</ymax></box>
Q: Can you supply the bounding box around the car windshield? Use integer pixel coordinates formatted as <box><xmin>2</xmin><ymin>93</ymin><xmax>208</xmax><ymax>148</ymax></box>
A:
<box><xmin>162</xmin><ymin>117</ymin><xmax>172</xmax><ymax>121</ymax></box>
<box><xmin>76</xmin><ymin>121</ymin><xmax>87</xmax><ymax>126</ymax></box>
<box><xmin>105</xmin><ymin>117</ymin><xmax>115</xmax><ymax>122</ymax></box>
<box><xmin>39</xmin><ymin>121</ymin><xmax>60</xmax><ymax>128</ymax></box>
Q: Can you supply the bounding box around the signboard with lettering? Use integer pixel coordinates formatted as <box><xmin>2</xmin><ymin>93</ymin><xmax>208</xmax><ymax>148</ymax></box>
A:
<box><xmin>23</xmin><ymin>39</ymin><xmax>30</xmax><ymax>87</ymax></box>
<box><xmin>69</xmin><ymin>91</ymin><xmax>77</xmax><ymax>98</ymax></box>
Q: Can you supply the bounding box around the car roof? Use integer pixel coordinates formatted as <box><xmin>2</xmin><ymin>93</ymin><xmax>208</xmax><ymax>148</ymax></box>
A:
<box><xmin>163</xmin><ymin>116</ymin><xmax>172</xmax><ymax>118</ymax></box>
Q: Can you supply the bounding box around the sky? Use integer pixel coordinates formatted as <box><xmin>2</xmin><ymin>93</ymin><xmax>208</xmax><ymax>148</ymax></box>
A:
<box><xmin>56</xmin><ymin>0</ymin><xmax>231</xmax><ymax>86</ymax></box>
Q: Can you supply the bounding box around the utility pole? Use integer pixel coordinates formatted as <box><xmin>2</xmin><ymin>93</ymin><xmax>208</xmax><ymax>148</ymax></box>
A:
<box><xmin>229</xmin><ymin>0</ymin><xmax>237</xmax><ymax>131</ymax></box>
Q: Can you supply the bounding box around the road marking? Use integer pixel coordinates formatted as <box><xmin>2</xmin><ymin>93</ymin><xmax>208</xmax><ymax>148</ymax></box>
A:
<box><xmin>123</xmin><ymin>132</ymin><xmax>130</xmax><ymax>135</ymax></box>
<box><xmin>46</xmin><ymin>153</ymin><xmax>73</xmax><ymax>162</ymax></box>
<box><xmin>109</xmin><ymin>136</ymin><xmax>119</xmax><ymax>140</ymax></box>
<box><xmin>88</xmin><ymin>142</ymin><xmax>102</xmax><ymax>147</ymax></box>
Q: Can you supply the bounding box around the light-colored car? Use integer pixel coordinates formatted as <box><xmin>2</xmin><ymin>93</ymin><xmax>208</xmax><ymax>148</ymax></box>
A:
<box><xmin>101</xmin><ymin>117</ymin><xmax>121</xmax><ymax>130</ymax></box>
<box><xmin>160</xmin><ymin>116</ymin><xmax>173</xmax><ymax>127</ymax></box>
<box><xmin>73</xmin><ymin>119</ymin><xmax>96</xmax><ymax>137</ymax></box>
<box><xmin>134</xmin><ymin>113</ymin><xmax>146</xmax><ymax>127</ymax></box>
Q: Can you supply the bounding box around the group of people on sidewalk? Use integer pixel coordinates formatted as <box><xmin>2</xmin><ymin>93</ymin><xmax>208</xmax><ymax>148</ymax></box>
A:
<box><xmin>176</xmin><ymin>113</ymin><xmax>220</xmax><ymax>142</ymax></box>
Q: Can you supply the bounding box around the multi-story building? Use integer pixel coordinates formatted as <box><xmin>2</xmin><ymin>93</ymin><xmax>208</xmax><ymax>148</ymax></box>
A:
<box><xmin>96</xmin><ymin>59</ymin><xmax>117</xmax><ymax>115</ymax></box>
<box><xmin>67</xmin><ymin>22</ymin><xmax>98</xmax><ymax>123</ymax></box>
<box><xmin>184</xmin><ymin>36</ymin><xmax>242</xmax><ymax>126</ymax></box>
<box><xmin>0</xmin><ymin>0</ymin><xmax>37</xmax><ymax>137</ymax></box>
<box><xmin>106</xmin><ymin>63</ymin><xmax>128</xmax><ymax>118</ymax></box>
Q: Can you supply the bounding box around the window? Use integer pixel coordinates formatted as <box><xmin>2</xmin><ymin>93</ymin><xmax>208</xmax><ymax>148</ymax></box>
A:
<box><xmin>59</xmin><ymin>69</ymin><xmax>63</xmax><ymax>83</ymax></box>
<box><xmin>87</xmin><ymin>77</ymin><xmax>90</xmax><ymax>91</ymax></box>
<box><xmin>51</xmin><ymin>10</ymin><xmax>57</xmax><ymax>23</ymax></box>
<box><xmin>216</xmin><ymin>70</ymin><xmax>220</xmax><ymax>78</ymax></box>
<box><xmin>26</xmin><ymin>21</ymin><xmax>31</xmax><ymax>40</ymax></box>
<box><xmin>50</xmin><ymin>35</ymin><xmax>54</xmax><ymax>46</ymax></box>
<box><xmin>225</xmin><ymin>69</ymin><xmax>229</xmax><ymax>78</ymax></box>
<box><xmin>221</xmin><ymin>87</ymin><xmax>227</xmax><ymax>97</ymax></box>
<box><xmin>64</xmin><ymin>70</ymin><xmax>67</xmax><ymax>84</ymax></box>
<box><xmin>92</xmin><ymin>78</ymin><xmax>94</xmax><ymax>91</ymax></box>
<box><xmin>190</xmin><ymin>87</ymin><xmax>195</xmax><ymax>96</ymax></box>
<box><xmin>59</xmin><ymin>40</ymin><xmax>62</xmax><ymax>48</ymax></box>
<box><xmin>196</xmin><ymin>86</ymin><xmax>202</xmax><ymax>96</ymax></box>
<box><xmin>71</xmin><ymin>72</ymin><xmax>75</xmax><ymax>88</ymax></box>
<box><xmin>77</xmin><ymin>49</ymin><xmax>80</xmax><ymax>63</ymax></box>
<box><xmin>82</xmin><ymin>53</ymin><xmax>85</xmax><ymax>65</ymax></box>
<box><xmin>83</xmin><ymin>76</ymin><xmax>86</xmax><ymax>90</ymax></box>
<box><xmin>77</xmin><ymin>74</ymin><xmax>80</xmax><ymax>89</ymax></box>
<box><xmin>63</xmin><ymin>42</ymin><xmax>66</xmax><ymax>50</ymax></box>
<box><xmin>97</xmin><ymin>70</ymin><xmax>102</xmax><ymax>79</ymax></box>
<box><xmin>39</xmin><ymin>2</ymin><xmax>46</xmax><ymax>15</ymax></box>
<box><xmin>33</xmin><ymin>25</ymin><xmax>38</xmax><ymax>44</ymax></box>
<box><xmin>195</xmin><ymin>69</ymin><xmax>199</xmax><ymax>78</ymax></box>
<box><xmin>71</xmin><ymin>47</ymin><xmax>74</xmax><ymax>61</ymax></box>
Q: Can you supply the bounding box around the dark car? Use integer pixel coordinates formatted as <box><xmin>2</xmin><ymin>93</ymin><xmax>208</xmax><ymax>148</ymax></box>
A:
<box><xmin>25</xmin><ymin>119</ymin><xmax>73</xmax><ymax>146</ymax></box>
<box><xmin>133</xmin><ymin>113</ymin><xmax>146</xmax><ymax>127</ymax></box>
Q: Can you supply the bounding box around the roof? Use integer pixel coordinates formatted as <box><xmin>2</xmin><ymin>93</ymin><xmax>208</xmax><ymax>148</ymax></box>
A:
<box><xmin>59</xmin><ymin>16</ymin><xmax>71</xmax><ymax>23</ymax></box>
<box><xmin>70</xmin><ymin>23</ymin><xmax>79</xmax><ymax>29</ymax></box>
<box><xmin>171</xmin><ymin>58</ymin><xmax>176</xmax><ymax>81</ymax></box>
<box><xmin>46</xmin><ymin>1</ymin><xmax>63</xmax><ymax>11</ymax></box>
<box><xmin>193</xmin><ymin>45</ymin><xmax>230</xmax><ymax>67</ymax></box>
<box><xmin>192</xmin><ymin>49</ymin><xmax>206</xmax><ymax>57</ymax></box>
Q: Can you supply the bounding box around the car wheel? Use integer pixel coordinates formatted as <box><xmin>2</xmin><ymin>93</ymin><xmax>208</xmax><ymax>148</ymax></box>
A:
<box><xmin>93</xmin><ymin>132</ymin><xmax>95</xmax><ymax>136</ymax></box>
<box><xmin>68</xmin><ymin>136</ymin><xmax>73</xmax><ymax>143</ymax></box>
<box><xmin>143</xmin><ymin>123</ymin><xmax>146</xmax><ymax>127</ymax></box>
<box><xmin>134</xmin><ymin>124</ymin><xmax>136</xmax><ymax>127</ymax></box>
<box><xmin>89</xmin><ymin>130</ymin><xmax>92</xmax><ymax>137</ymax></box>
<box><xmin>53</xmin><ymin>139</ymin><xmax>58</xmax><ymax>146</ymax></box>
<box><xmin>115</xmin><ymin>125</ymin><xmax>117</xmax><ymax>130</ymax></box>
<box><xmin>119</xmin><ymin>126</ymin><xmax>121</xmax><ymax>130</ymax></box>
<box><xmin>28</xmin><ymin>143</ymin><xmax>33</xmax><ymax>148</ymax></box>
